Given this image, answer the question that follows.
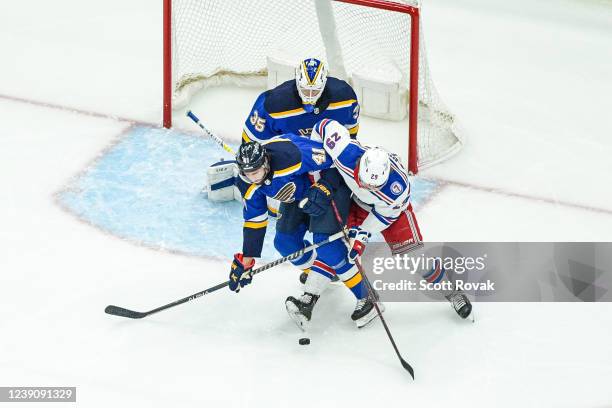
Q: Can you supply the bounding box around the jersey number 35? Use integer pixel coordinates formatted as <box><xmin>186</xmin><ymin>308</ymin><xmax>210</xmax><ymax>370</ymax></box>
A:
<box><xmin>250</xmin><ymin>110</ymin><xmax>266</xmax><ymax>132</ymax></box>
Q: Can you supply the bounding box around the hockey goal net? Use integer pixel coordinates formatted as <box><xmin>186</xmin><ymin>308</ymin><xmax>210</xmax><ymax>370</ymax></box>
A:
<box><xmin>163</xmin><ymin>0</ymin><xmax>463</xmax><ymax>174</ymax></box>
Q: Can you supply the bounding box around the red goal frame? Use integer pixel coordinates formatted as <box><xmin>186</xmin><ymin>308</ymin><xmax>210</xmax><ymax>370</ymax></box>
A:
<box><xmin>162</xmin><ymin>0</ymin><xmax>421</xmax><ymax>174</ymax></box>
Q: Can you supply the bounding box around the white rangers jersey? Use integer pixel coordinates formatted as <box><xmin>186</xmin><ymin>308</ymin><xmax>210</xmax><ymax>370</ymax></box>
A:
<box><xmin>312</xmin><ymin>119</ymin><xmax>412</xmax><ymax>233</ymax></box>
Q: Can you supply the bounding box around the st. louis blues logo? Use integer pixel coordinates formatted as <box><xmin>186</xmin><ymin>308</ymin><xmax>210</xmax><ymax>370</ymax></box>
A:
<box><xmin>303</xmin><ymin>58</ymin><xmax>323</xmax><ymax>85</ymax></box>
<box><xmin>273</xmin><ymin>182</ymin><xmax>297</xmax><ymax>203</ymax></box>
<box><xmin>390</xmin><ymin>181</ymin><xmax>403</xmax><ymax>195</ymax></box>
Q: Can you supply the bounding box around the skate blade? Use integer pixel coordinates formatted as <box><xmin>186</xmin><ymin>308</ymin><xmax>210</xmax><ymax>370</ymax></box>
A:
<box><xmin>285</xmin><ymin>302</ymin><xmax>309</xmax><ymax>332</ymax></box>
<box><xmin>355</xmin><ymin>303</ymin><xmax>386</xmax><ymax>329</ymax></box>
<box><xmin>461</xmin><ymin>304</ymin><xmax>473</xmax><ymax>320</ymax></box>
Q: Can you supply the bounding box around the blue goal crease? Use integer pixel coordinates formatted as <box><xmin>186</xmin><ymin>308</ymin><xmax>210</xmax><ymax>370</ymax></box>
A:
<box><xmin>58</xmin><ymin>125</ymin><xmax>439</xmax><ymax>261</ymax></box>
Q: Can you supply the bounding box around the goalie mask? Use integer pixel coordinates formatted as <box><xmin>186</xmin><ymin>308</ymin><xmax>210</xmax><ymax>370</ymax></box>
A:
<box><xmin>356</xmin><ymin>148</ymin><xmax>391</xmax><ymax>191</ymax></box>
<box><xmin>295</xmin><ymin>58</ymin><xmax>328</xmax><ymax>110</ymax></box>
<box><xmin>236</xmin><ymin>142</ymin><xmax>269</xmax><ymax>185</ymax></box>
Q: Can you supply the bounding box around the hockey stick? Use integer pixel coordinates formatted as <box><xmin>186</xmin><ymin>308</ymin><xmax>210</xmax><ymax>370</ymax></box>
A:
<box><xmin>105</xmin><ymin>231</ymin><xmax>345</xmax><ymax>319</ymax></box>
<box><xmin>186</xmin><ymin>110</ymin><xmax>236</xmax><ymax>155</ymax></box>
<box><xmin>330</xmin><ymin>200</ymin><xmax>415</xmax><ymax>379</ymax></box>
<box><xmin>186</xmin><ymin>111</ymin><xmax>411</xmax><ymax>373</ymax></box>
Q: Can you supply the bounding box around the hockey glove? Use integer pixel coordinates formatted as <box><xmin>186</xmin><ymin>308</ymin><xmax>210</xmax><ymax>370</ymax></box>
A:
<box><xmin>347</xmin><ymin>226</ymin><xmax>371</xmax><ymax>263</ymax></box>
<box><xmin>229</xmin><ymin>253</ymin><xmax>255</xmax><ymax>292</ymax></box>
<box><xmin>299</xmin><ymin>180</ymin><xmax>333</xmax><ymax>217</ymax></box>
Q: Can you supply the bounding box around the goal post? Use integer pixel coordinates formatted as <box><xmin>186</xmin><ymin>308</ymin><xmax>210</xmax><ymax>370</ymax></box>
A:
<box><xmin>332</xmin><ymin>0</ymin><xmax>420</xmax><ymax>172</ymax></box>
<box><xmin>162</xmin><ymin>0</ymin><xmax>463</xmax><ymax>174</ymax></box>
<box><xmin>163</xmin><ymin>0</ymin><xmax>172</xmax><ymax>130</ymax></box>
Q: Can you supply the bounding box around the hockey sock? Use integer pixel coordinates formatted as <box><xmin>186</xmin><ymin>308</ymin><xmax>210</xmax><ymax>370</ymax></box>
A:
<box><xmin>304</xmin><ymin>268</ymin><xmax>332</xmax><ymax>296</ymax></box>
<box><xmin>335</xmin><ymin>262</ymin><xmax>368</xmax><ymax>299</ymax></box>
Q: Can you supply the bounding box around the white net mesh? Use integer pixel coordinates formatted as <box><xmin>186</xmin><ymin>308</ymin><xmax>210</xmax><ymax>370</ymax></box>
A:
<box><xmin>171</xmin><ymin>0</ymin><xmax>463</xmax><ymax>169</ymax></box>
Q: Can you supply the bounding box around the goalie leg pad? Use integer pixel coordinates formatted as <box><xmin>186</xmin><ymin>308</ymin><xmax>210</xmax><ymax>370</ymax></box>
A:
<box><xmin>206</xmin><ymin>160</ymin><xmax>238</xmax><ymax>202</ymax></box>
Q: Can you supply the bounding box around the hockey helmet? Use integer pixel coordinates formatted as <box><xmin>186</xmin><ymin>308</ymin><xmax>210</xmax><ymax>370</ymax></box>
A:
<box><xmin>356</xmin><ymin>148</ymin><xmax>391</xmax><ymax>191</ymax></box>
<box><xmin>295</xmin><ymin>58</ymin><xmax>328</xmax><ymax>108</ymax></box>
<box><xmin>236</xmin><ymin>142</ymin><xmax>269</xmax><ymax>184</ymax></box>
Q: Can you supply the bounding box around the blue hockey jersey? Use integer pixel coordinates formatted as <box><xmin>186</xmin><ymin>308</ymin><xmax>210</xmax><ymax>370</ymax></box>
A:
<box><xmin>236</xmin><ymin>134</ymin><xmax>332</xmax><ymax>257</ymax></box>
<box><xmin>242</xmin><ymin>77</ymin><xmax>360</xmax><ymax>143</ymax></box>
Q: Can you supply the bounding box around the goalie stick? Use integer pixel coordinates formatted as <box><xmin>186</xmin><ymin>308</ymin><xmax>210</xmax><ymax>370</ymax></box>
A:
<box><xmin>187</xmin><ymin>110</ymin><xmax>236</xmax><ymax>155</ymax></box>
<box><xmin>105</xmin><ymin>231</ymin><xmax>345</xmax><ymax>319</ymax></box>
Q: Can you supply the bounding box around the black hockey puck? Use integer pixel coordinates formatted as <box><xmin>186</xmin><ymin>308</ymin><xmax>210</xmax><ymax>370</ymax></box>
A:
<box><xmin>299</xmin><ymin>338</ymin><xmax>310</xmax><ymax>345</ymax></box>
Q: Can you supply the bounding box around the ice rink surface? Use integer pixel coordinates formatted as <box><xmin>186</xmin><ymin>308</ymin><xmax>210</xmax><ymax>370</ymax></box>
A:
<box><xmin>1</xmin><ymin>0</ymin><xmax>612</xmax><ymax>407</ymax></box>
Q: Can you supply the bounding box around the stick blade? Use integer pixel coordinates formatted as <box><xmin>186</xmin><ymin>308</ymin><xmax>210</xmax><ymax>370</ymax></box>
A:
<box><xmin>104</xmin><ymin>305</ymin><xmax>147</xmax><ymax>319</ymax></box>
<box><xmin>400</xmin><ymin>357</ymin><xmax>415</xmax><ymax>379</ymax></box>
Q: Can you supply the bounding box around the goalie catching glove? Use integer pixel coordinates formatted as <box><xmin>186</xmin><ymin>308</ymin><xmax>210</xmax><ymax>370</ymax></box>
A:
<box><xmin>229</xmin><ymin>253</ymin><xmax>255</xmax><ymax>292</ymax></box>
<box><xmin>299</xmin><ymin>179</ymin><xmax>333</xmax><ymax>217</ymax></box>
<box><xmin>347</xmin><ymin>226</ymin><xmax>371</xmax><ymax>263</ymax></box>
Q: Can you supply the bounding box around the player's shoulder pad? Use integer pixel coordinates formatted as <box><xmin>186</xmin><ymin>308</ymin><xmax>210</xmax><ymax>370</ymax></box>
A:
<box><xmin>262</xmin><ymin>80</ymin><xmax>302</xmax><ymax>115</ymax></box>
<box><xmin>385</xmin><ymin>154</ymin><xmax>411</xmax><ymax>196</ymax></box>
<box><xmin>263</xmin><ymin>136</ymin><xmax>302</xmax><ymax>177</ymax></box>
<box><xmin>325</xmin><ymin>77</ymin><xmax>358</xmax><ymax>102</ymax></box>
<box><xmin>314</xmin><ymin>119</ymin><xmax>352</xmax><ymax>159</ymax></box>
<box><xmin>235</xmin><ymin>174</ymin><xmax>261</xmax><ymax>200</ymax></box>
<box><xmin>389</xmin><ymin>153</ymin><xmax>410</xmax><ymax>180</ymax></box>
<box><xmin>247</xmin><ymin>91</ymin><xmax>268</xmax><ymax>115</ymax></box>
